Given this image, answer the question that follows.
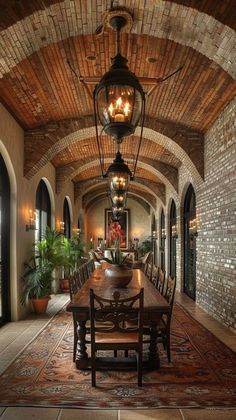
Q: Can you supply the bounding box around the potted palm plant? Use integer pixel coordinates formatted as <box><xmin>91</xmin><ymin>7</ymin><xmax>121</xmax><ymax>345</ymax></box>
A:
<box><xmin>20</xmin><ymin>227</ymin><xmax>64</xmax><ymax>313</ymax></box>
<box><xmin>59</xmin><ymin>235</ymin><xmax>84</xmax><ymax>292</ymax></box>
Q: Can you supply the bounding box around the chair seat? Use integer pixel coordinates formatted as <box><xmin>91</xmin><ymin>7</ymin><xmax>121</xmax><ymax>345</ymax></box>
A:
<box><xmin>95</xmin><ymin>331</ymin><xmax>139</xmax><ymax>344</ymax></box>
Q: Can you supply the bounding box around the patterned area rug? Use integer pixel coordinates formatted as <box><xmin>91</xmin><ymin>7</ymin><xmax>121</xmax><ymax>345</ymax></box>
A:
<box><xmin>0</xmin><ymin>304</ymin><xmax>235</xmax><ymax>409</ymax></box>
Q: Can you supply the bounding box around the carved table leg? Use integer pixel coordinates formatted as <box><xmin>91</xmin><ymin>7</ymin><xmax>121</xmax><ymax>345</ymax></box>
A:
<box><xmin>76</xmin><ymin>320</ymin><xmax>89</xmax><ymax>369</ymax></box>
<box><xmin>148</xmin><ymin>321</ymin><xmax>160</xmax><ymax>369</ymax></box>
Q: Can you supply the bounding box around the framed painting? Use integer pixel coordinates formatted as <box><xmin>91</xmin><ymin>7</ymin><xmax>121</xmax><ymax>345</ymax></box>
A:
<box><xmin>105</xmin><ymin>209</ymin><xmax>129</xmax><ymax>249</ymax></box>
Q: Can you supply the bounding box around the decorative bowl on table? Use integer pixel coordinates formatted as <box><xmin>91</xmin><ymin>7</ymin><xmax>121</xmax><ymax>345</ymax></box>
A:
<box><xmin>105</xmin><ymin>264</ymin><xmax>133</xmax><ymax>287</ymax></box>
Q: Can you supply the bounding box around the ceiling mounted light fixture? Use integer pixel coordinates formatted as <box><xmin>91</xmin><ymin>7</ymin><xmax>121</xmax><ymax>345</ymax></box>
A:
<box><xmin>94</xmin><ymin>9</ymin><xmax>146</xmax><ymax>190</ymax></box>
<box><xmin>107</xmin><ymin>151</ymin><xmax>132</xmax><ymax>192</ymax></box>
<box><xmin>94</xmin><ymin>13</ymin><xmax>145</xmax><ymax>145</ymax></box>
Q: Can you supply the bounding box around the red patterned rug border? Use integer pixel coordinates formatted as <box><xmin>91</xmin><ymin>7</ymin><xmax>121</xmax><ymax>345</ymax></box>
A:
<box><xmin>0</xmin><ymin>302</ymin><xmax>235</xmax><ymax>409</ymax></box>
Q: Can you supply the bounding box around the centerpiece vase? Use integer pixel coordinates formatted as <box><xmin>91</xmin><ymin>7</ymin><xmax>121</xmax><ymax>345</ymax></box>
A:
<box><xmin>105</xmin><ymin>264</ymin><xmax>133</xmax><ymax>287</ymax></box>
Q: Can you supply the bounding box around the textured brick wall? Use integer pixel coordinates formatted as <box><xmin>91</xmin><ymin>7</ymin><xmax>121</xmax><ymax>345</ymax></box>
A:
<box><xmin>196</xmin><ymin>97</ymin><xmax>236</xmax><ymax>330</ymax></box>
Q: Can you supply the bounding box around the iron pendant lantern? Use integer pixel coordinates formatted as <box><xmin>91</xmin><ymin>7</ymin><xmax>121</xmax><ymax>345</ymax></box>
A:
<box><xmin>106</xmin><ymin>151</ymin><xmax>132</xmax><ymax>193</ymax></box>
<box><xmin>93</xmin><ymin>15</ymin><xmax>145</xmax><ymax>144</ymax></box>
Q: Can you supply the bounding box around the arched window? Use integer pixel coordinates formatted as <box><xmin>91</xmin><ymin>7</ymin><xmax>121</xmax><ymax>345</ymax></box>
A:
<box><xmin>160</xmin><ymin>209</ymin><xmax>165</xmax><ymax>270</ymax></box>
<box><xmin>183</xmin><ymin>184</ymin><xmax>196</xmax><ymax>300</ymax></box>
<box><xmin>169</xmin><ymin>200</ymin><xmax>177</xmax><ymax>278</ymax></box>
<box><xmin>0</xmin><ymin>154</ymin><xmax>10</xmax><ymax>324</ymax></box>
<box><xmin>36</xmin><ymin>180</ymin><xmax>51</xmax><ymax>241</ymax></box>
<box><xmin>63</xmin><ymin>198</ymin><xmax>71</xmax><ymax>238</ymax></box>
<box><xmin>151</xmin><ymin>213</ymin><xmax>157</xmax><ymax>264</ymax></box>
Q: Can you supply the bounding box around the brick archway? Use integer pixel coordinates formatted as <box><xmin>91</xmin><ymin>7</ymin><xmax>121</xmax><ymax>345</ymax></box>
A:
<box><xmin>1</xmin><ymin>1</ymin><xmax>235</xmax><ymax>79</ymax></box>
<box><xmin>25</xmin><ymin>118</ymin><xmax>204</xmax><ymax>186</ymax></box>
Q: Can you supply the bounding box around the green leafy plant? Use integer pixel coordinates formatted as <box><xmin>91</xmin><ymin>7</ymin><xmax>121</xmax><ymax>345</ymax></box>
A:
<box><xmin>138</xmin><ymin>239</ymin><xmax>153</xmax><ymax>258</ymax></box>
<box><xmin>20</xmin><ymin>227</ymin><xmax>64</xmax><ymax>306</ymax></box>
<box><xmin>61</xmin><ymin>235</ymin><xmax>84</xmax><ymax>277</ymax></box>
<box><xmin>20</xmin><ymin>258</ymin><xmax>53</xmax><ymax>305</ymax></box>
<box><xmin>92</xmin><ymin>239</ymin><xmax>129</xmax><ymax>266</ymax></box>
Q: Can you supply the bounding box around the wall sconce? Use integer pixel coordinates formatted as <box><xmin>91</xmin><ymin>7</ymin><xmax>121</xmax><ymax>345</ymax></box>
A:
<box><xmin>97</xmin><ymin>237</ymin><xmax>103</xmax><ymax>247</ymax></box>
<box><xmin>152</xmin><ymin>230</ymin><xmax>158</xmax><ymax>240</ymax></box>
<box><xmin>26</xmin><ymin>209</ymin><xmax>36</xmax><ymax>231</ymax></box>
<box><xmin>161</xmin><ymin>228</ymin><xmax>166</xmax><ymax>239</ymax></box>
<box><xmin>59</xmin><ymin>221</ymin><xmax>65</xmax><ymax>233</ymax></box>
<box><xmin>90</xmin><ymin>236</ymin><xmax>94</xmax><ymax>249</ymax></box>
<box><xmin>171</xmin><ymin>224</ymin><xmax>178</xmax><ymax>239</ymax></box>
<box><xmin>189</xmin><ymin>218</ymin><xmax>198</xmax><ymax>237</ymax></box>
<box><xmin>72</xmin><ymin>228</ymin><xmax>81</xmax><ymax>237</ymax></box>
<box><xmin>133</xmin><ymin>237</ymin><xmax>139</xmax><ymax>250</ymax></box>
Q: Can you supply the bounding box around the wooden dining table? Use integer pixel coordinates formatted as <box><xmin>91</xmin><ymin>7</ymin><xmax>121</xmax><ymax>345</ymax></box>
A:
<box><xmin>66</xmin><ymin>267</ymin><xmax>170</xmax><ymax>370</ymax></box>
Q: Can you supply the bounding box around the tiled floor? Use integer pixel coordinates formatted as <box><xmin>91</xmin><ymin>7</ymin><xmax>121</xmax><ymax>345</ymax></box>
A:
<box><xmin>0</xmin><ymin>292</ymin><xmax>235</xmax><ymax>420</ymax></box>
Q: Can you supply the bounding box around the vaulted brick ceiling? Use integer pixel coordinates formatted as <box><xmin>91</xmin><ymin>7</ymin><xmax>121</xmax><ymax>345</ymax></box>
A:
<box><xmin>0</xmin><ymin>0</ymin><xmax>235</xmax><ymax>208</ymax></box>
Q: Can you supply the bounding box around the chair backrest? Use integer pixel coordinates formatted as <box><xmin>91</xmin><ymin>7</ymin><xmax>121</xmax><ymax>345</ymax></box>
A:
<box><xmin>152</xmin><ymin>265</ymin><xmax>159</xmax><ymax>286</ymax></box>
<box><xmin>87</xmin><ymin>259</ymin><xmax>95</xmax><ymax>277</ymax></box>
<box><xmin>156</xmin><ymin>269</ymin><xmax>166</xmax><ymax>295</ymax></box>
<box><xmin>89</xmin><ymin>288</ymin><xmax>144</xmax><ymax>337</ymax></box>
<box><xmin>79</xmin><ymin>264</ymin><xmax>87</xmax><ymax>285</ymax></box>
<box><xmin>143</xmin><ymin>251</ymin><xmax>153</xmax><ymax>273</ymax></box>
<box><xmin>145</xmin><ymin>261</ymin><xmax>153</xmax><ymax>281</ymax></box>
<box><xmin>164</xmin><ymin>275</ymin><xmax>176</xmax><ymax>310</ymax></box>
<box><xmin>69</xmin><ymin>271</ymin><xmax>82</xmax><ymax>299</ymax></box>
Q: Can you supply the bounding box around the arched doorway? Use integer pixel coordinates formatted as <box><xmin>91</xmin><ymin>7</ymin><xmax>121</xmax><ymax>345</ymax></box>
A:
<box><xmin>36</xmin><ymin>179</ymin><xmax>51</xmax><ymax>241</ymax></box>
<box><xmin>183</xmin><ymin>184</ymin><xmax>197</xmax><ymax>300</ymax></box>
<box><xmin>160</xmin><ymin>209</ymin><xmax>165</xmax><ymax>270</ymax></box>
<box><xmin>63</xmin><ymin>198</ymin><xmax>71</xmax><ymax>238</ymax></box>
<box><xmin>0</xmin><ymin>154</ymin><xmax>10</xmax><ymax>325</ymax></box>
<box><xmin>169</xmin><ymin>200</ymin><xmax>177</xmax><ymax>278</ymax></box>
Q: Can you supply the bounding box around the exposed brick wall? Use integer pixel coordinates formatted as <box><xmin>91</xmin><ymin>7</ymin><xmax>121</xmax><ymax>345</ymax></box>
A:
<box><xmin>196</xmin><ymin>97</ymin><xmax>236</xmax><ymax>330</ymax></box>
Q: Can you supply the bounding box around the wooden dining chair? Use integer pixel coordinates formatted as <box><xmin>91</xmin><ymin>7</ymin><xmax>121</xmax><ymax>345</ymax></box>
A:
<box><xmin>69</xmin><ymin>273</ymin><xmax>79</xmax><ymax>300</ymax></box>
<box><xmin>156</xmin><ymin>269</ymin><xmax>166</xmax><ymax>295</ymax></box>
<box><xmin>145</xmin><ymin>261</ymin><xmax>153</xmax><ymax>281</ymax></box>
<box><xmin>69</xmin><ymin>271</ymin><xmax>83</xmax><ymax>362</ymax></box>
<box><xmin>79</xmin><ymin>264</ymin><xmax>88</xmax><ymax>285</ymax></box>
<box><xmin>89</xmin><ymin>288</ymin><xmax>144</xmax><ymax>387</ymax></box>
<box><xmin>143</xmin><ymin>251</ymin><xmax>153</xmax><ymax>274</ymax></box>
<box><xmin>157</xmin><ymin>275</ymin><xmax>176</xmax><ymax>362</ymax></box>
<box><xmin>152</xmin><ymin>266</ymin><xmax>159</xmax><ymax>286</ymax></box>
<box><xmin>87</xmin><ymin>259</ymin><xmax>95</xmax><ymax>277</ymax></box>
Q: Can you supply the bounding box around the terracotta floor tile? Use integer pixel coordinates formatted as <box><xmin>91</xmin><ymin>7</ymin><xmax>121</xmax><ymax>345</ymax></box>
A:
<box><xmin>0</xmin><ymin>407</ymin><xmax>60</xmax><ymax>420</ymax></box>
<box><xmin>181</xmin><ymin>409</ymin><xmax>236</xmax><ymax>420</ymax></box>
<box><xmin>60</xmin><ymin>409</ymin><xmax>118</xmax><ymax>419</ymax></box>
<box><xmin>120</xmin><ymin>409</ymin><xmax>182</xmax><ymax>419</ymax></box>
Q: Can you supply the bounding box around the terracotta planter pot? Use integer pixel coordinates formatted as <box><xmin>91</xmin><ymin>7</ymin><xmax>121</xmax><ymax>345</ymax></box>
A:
<box><xmin>105</xmin><ymin>265</ymin><xmax>133</xmax><ymax>287</ymax></box>
<box><xmin>31</xmin><ymin>296</ymin><xmax>51</xmax><ymax>314</ymax></box>
<box><xmin>60</xmin><ymin>278</ymin><xmax>70</xmax><ymax>293</ymax></box>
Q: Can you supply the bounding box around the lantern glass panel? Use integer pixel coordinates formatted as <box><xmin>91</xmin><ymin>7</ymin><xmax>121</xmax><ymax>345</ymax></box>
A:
<box><xmin>110</xmin><ymin>191</ymin><xmax>127</xmax><ymax>207</ymax></box>
<box><xmin>97</xmin><ymin>85</ymin><xmax>142</xmax><ymax>128</ymax></box>
<box><xmin>108</xmin><ymin>172</ymin><xmax>130</xmax><ymax>192</ymax></box>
